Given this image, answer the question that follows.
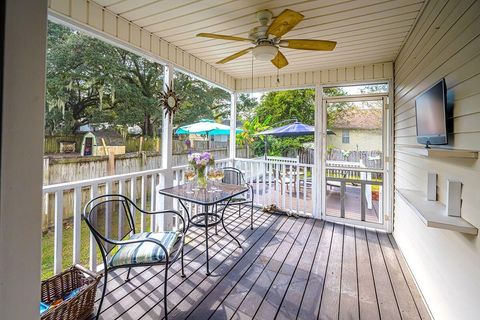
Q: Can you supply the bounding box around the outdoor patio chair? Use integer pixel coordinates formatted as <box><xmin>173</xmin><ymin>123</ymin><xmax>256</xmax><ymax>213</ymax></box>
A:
<box><xmin>272</xmin><ymin>166</ymin><xmax>297</xmax><ymax>193</ymax></box>
<box><xmin>221</xmin><ymin>167</ymin><xmax>254</xmax><ymax>230</ymax></box>
<box><xmin>82</xmin><ymin>194</ymin><xmax>186</xmax><ymax>320</ymax></box>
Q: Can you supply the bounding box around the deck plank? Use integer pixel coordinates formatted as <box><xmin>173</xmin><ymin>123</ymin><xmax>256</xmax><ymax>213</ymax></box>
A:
<box><xmin>189</xmin><ymin>216</ymin><xmax>299</xmax><ymax>319</ymax></box>
<box><xmin>253</xmin><ymin>218</ymin><xmax>316</xmax><ymax>319</ymax></box>
<box><xmin>355</xmin><ymin>227</ymin><xmax>380</xmax><ymax>320</ymax></box>
<box><xmin>136</xmin><ymin>210</ymin><xmax>280</xmax><ymax>320</ymax></box>
<box><xmin>97</xmin><ymin>207</ymin><xmax>255</xmax><ymax>312</ymax></box>
<box><xmin>231</xmin><ymin>217</ymin><xmax>307</xmax><ymax>319</ymax></box>
<box><xmin>387</xmin><ymin>234</ymin><xmax>432</xmax><ymax>320</ymax></box>
<box><xmin>296</xmin><ymin>221</ymin><xmax>334</xmax><ymax>320</ymax></box>
<box><xmin>93</xmin><ymin>214</ymin><xmax>430</xmax><ymax>320</ymax></box>
<box><xmin>275</xmin><ymin>220</ymin><xmax>325</xmax><ymax>320</ymax></box>
<box><xmin>178</xmin><ymin>214</ymin><xmax>294</xmax><ymax>320</ymax></box>
<box><xmin>319</xmin><ymin>223</ymin><xmax>344</xmax><ymax>320</ymax></box>
<box><xmin>378</xmin><ymin>232</ymin><xmax>421</xmax><ymax>320</ymax></box>
<box><xmin>366</xmin><ymin>230</ymin><xmax>401</xmax><ymax>320</ymax></box>
<box><xmin>101</xmin><ymin>208</ymin><xmax>270</xmax><ymax>319</ymax></box>
<box><xmin>339</xmin><ymin>225</ymin><xmax>359</xmax><ymax>320</ymax></box>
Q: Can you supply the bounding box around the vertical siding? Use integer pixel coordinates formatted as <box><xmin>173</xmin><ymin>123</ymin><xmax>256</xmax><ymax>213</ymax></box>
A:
<box><xmin>234</xmin><ymin>62</ymin><xmax>393</xmax><ymax>91</ymax></box>
<box><xmin>393</xmin><ymin>1</ymin><xmax>480</xmax><ymax>320</ymax></box>
<box><xmin>48</xmin><ymin>0</ymin><xmax>235</xmax><ymax>91</ymax></box>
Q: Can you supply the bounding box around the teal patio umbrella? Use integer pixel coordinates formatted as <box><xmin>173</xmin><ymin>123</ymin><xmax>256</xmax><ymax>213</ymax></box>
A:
<box><xmin>175</xmin><ymin>119</ymin><xmax>243</xmax><ymax>148</ymax></box>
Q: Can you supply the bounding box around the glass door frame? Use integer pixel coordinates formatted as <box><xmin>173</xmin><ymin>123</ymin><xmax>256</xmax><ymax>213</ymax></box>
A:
<box><xmin>318</xmin><ymin>87</ymin><xmax>393</xmax><ymax>232</ymax></box>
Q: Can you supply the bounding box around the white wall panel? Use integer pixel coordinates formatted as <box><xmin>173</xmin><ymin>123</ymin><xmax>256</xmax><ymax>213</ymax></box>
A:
<box><xmin>393</xmin><ymin>1</ymin><xmax>480</xmax><ymax>320</ymax></box>
<box><xmin>234</xmin><ymin>62</ymin><xmax>393</xmax><ymax>91</ymax></box>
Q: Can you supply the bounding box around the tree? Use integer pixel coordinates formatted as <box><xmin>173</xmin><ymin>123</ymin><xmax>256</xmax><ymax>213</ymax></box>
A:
<box><xmin>236</xmin><ymin>93</ymin><xmax>258</xmax><ymax>122</ymax></box>
<box><xmin>46</xmin><ymin>22</ymin><xmax>120</xmax><ymax>133</ymax></box>
<box><xmin>173</xmin><ymin>72</ymin><xmax>230</xmax><ymax>127</ymax></box>
<box><xmin>237</xmin><ymin>116</ymin><xmax>271</xmax><ymax>157</ymax></box>
<box><xmin>254</xmin><ymin>89</ymin><xmax>315</xmax><ymax>125</ymax></box>
<box><xmin>113</xmin><ymin>50</ymin><xmax>164</xmax><ymax>136</ymax></box>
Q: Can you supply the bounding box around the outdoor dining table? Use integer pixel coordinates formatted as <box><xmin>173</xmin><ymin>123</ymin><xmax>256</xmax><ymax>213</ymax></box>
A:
<box><xmin>158</xmin><ymin>182</ymin><xmax>249</xmax><ymax>275</ymax></box>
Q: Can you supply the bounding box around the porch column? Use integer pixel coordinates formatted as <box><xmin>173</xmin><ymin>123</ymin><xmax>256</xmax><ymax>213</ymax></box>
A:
<box><xmin>313</xmin><ymin>85</ymin><xmax>324</xmax><ymax>219</ymax></box>
<box><xmin>229</xmin><ymin>92</ymin><xmax>237</xmax><ymax>163</ymax></box>
<box><xmin>0</xmin><ymin>0</ymin><xmax>47</xmax><ymax>318</ymax></box>
<box><xmin>156</xmin><ymin>63</ymin><xmax>174</xmax><ymax>230</ymax></box>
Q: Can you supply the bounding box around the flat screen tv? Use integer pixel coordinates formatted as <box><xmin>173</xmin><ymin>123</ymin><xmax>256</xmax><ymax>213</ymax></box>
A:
<box><xmin>415</xmin><ymin>79</ymin><xmax>449</xmax><ymax>148</ymax></box>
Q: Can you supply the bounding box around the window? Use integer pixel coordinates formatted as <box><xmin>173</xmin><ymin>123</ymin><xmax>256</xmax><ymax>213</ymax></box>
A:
<box><xmin>342</xmin><ymin>130</ymin><xmax>350</xmax><ymax>144</ymax></box>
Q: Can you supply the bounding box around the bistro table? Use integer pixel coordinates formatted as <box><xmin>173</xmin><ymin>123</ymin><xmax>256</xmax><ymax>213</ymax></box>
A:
<box><xmin>158</xmin><ymin>181</ymin><xmax>249</xmax><ymax>275</ymax></box>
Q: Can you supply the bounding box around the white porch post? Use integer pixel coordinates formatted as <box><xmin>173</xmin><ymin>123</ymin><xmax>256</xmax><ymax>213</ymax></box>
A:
<box><xmin>0</xmin><ymin>0</ymin><xmax>47</xmax><ymax>318</ymax></box>
<box><xmin>156</xmin><ymin>63</ymin><xmax>174</xmax><ymax>230</ymax></box>
<box><xmin>313</xmin><ymin>85</ymin><xmax>324</xmax><ymax>219</ymax></box>
<box><xmin>229</xmin><ymin>92</ymin><xmax>237</xmax><ymax>164</ymax></box>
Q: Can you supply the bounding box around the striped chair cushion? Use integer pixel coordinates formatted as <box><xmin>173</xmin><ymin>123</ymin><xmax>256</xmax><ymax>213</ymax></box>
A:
<box><xmin>109</xmin><ymin>231</ymin><xmax>179</xmax><ymax>267</ymax></box>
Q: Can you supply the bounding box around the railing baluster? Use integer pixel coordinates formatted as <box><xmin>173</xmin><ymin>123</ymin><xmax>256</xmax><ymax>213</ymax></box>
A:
<box><xmin>130</xmin><ymin>177</ymin><xmax>136</xmax><ymax>228</ymax></box>
<box><xmin>105</xmin><ymin>181</ymin><xmax>112</xmax><ymax>254</ymax></box>
<box><xmin>296</xmin><ymin>165</ymin><xmax>299</xmax><ymax>214</ymax></box>
<box><xmin>340</xmin><ymin>180</ymin><xmax>346</xmax><ymax>218</ymax></box>
<box><xmin>289</xmin><ymin>164</ymin><xmax>293</xmax><ymax>212</ymax></box>
<box><xmin>72</xmin><ymin>187</ymin><xmax>82</xmax><ymax>265</ymax></box>
<box><xmin>303</xmin><ymin>166</ymin><xmax>307</xmax><ymax>214</ymax></box>
<box><xmin>89</xmin><ymin>184</ymin><xmax>98</xmax><ymax>271</ymax></box>
<box><xmin>361</xmin><ymin>182</ymin><xmax>366</xmax><ymax>221</ymax></box>
<box><xmin>255</xmin><ymin>162</ymin><xmax>259</xmax><ymax>205</ymax></box>
<box><xmin>140</xmin><ymin>175</ymin><xmax>146</xmax><ymax>232</ymax></box>
<box><xmin>150</xmin><ymin>174</ymin><xmax>156</xmax><ymax>231</ymax></box>
<box><xmin>281</xmin><ymin>164</ymin><xmax>286</xmax><ymax>210</ymax></box>
<box><xmin>54</xmin><ymin>191</ymin><xmax>63</xmax><ymax>275</ymax></box>
<box><xmin>118</xmin><ymin>179</ymin><xmax>125</xmax><ymax>238</ymax></box>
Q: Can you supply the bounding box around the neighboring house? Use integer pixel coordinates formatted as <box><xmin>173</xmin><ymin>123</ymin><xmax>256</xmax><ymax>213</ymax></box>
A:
<box><xmin>327</xmin><ymin>108</ymin><xmax>382</xmax><ymax>152</ymax></box>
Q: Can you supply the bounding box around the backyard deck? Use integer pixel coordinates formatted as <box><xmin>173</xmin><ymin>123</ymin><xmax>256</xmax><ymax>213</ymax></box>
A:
<box><xmin>92</xmin><ymin>206</ymin><xmax>429</xmax><ymax>320</ymax></box>
<box><xmin>254</xmin><ymin>183</ymin><xmax>380</xmax><ymax>223</ymax></box>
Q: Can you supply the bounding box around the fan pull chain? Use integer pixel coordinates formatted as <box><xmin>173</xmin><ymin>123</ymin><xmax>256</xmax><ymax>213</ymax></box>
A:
<box><xmin>251</xmin><ymin>52</ymin><xmax>254</xmax><ymax>94</ymax></box>
<box><xmin>277</xmin><ymin>68</ymin><xmax>280</xmax><ymax>85</ymax></box>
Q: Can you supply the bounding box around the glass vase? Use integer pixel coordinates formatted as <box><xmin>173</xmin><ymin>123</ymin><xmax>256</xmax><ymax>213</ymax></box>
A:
<box><xmin>196</xmin><ymin>166</ymin><xmax>207</xmax><ymax>189</ymax></box>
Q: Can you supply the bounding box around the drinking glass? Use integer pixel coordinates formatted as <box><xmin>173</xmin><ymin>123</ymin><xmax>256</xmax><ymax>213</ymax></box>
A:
<box><xmin>207</xmin><ymin>166</ymin><xmax>217</xmax><ymax>193</ymax></box>
<box><xmin>184</xmin><ymin>168</ymin><xmax>196</xmax><ymax>194</ymax></box>
<box><xmin>214</xmin><ymin>168</ymin><xmax>224</xmax><ymax>192</ymax></box>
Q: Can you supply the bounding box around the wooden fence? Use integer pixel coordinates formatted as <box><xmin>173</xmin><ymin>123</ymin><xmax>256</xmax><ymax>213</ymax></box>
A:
<box><xmin>298</xmin><ymin>148</ymin><xmax>382</xmax><ymax>168</ymax></box>
<box><xmin>45</xmin><ymin>134</ymin><xmax>230</xmax><ymax>154</ymax></box>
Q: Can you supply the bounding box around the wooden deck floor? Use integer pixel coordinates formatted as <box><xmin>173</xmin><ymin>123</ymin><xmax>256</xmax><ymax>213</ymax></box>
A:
<box><xmin>93</xmin><ymin>207</ymin><xmax>430</xmax><ymax>320</ymax></box>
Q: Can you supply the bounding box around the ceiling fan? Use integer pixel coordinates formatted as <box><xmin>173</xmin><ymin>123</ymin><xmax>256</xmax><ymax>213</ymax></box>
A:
<box><xmin>196</xmin><ymin>9</ymin><xmax>337</xmax><ymax>69</ymax></box>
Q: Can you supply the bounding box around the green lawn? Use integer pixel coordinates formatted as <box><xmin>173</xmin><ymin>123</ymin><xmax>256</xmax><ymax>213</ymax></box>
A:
<box><xmin>41</xmin><ymin>213</ymin><xmax>150</xmax><ymax>280</ymax></box>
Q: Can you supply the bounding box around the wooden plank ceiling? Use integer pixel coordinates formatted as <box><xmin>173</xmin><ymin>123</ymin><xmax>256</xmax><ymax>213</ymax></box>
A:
<box><xmin>92</xmin><ymin>0</ymin><xmax>426</xmax><ymax>79</ymax></box>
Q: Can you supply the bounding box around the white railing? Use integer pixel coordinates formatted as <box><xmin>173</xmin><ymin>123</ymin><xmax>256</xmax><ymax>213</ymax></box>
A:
<box><xmin>42</xmin><ymin>158</ymin><xmax>234</xmax><ymax>276</ymax></box>
<box><xmin>43</xmin><ymin>167</ymin><xmax>170</xmax><ymax>275</ymax></box>
<box><xmin>234</xmin><ymin>157</ymin><xmax>314</xmax><ymax>216</ymax></box>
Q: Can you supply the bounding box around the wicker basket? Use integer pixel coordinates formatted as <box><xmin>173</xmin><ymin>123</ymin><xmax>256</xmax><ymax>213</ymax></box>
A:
<box><xmin>41</xmin><ymin>264</ymin><xmax>100</xmax><ymax>320</ymax></box>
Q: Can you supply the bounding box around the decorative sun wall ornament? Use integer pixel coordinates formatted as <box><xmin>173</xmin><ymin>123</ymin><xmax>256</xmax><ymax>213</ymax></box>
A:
<box><xmin>159</xmin><ymin>84</ymin><xmax>181</xmax><ymax>117</ymax></box>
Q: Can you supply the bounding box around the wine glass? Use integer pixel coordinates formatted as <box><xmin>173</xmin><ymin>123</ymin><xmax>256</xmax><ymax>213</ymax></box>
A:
<box><xmin>214</xmin><ymin>168</ymin><xmax>224</xmax><ymax>192</ymax></box>
<box><xmin>207</xmin><ymin>166</ymin><xmax>217</xmax><ymax>193</ymax></box>
<box><xmin>184</xmin><ymin>168</ymin><xmax>196</xmax><ymax>193</ymax></box>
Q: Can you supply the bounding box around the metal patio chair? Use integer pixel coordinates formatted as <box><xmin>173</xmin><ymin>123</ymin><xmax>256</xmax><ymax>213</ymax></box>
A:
<box><xmin>83</xmin><ymin>194</ymin><xmax>186</xmax><ymax>320</ymax></box>
<box><xmin>221</xmin><ymin>167</ymin><xmax>254</xmax><ymax>229</ymax></box>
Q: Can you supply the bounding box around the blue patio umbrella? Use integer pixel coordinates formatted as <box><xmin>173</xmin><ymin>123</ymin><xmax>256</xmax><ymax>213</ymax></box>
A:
<box><xmin>256</xmin><ymin>121</ymin><xmax>335</xmax><ymax>157</ymax></box>
<box><xmin>256</xmin><ymin>121</ymin><xmax>335</xmax><ymax>137</ymax></box>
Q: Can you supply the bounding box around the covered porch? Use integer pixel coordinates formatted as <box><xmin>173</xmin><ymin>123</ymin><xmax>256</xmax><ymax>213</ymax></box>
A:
<box><xmin>2</xmin><ymin>0</ymin><xmax>479</xmax><ymax>320</ymax></box>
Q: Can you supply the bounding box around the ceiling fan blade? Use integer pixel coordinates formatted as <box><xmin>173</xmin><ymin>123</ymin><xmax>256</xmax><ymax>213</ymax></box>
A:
<box><xmin>267</xmin><ymin>9</ymin><xmax>304</xmax><ymax>37</ymax></box>
<box><xmin>196</xmin><ymin>33</ymin><xmax>251</xmax><ymax>42</ymax></box>
<box><xmin>271</xmin><ymin>51</ymin><xmax>288</xmax><ymax>69</ymax></box>
<box><xmin>216</xmin><ymin>48</ymin><xmax>253</xmax><ymax>64</ymax></box>
<box><xmin>279</xmin><ymin>39</ymin><xmax>337</xmax><ymax>51</ymax></box>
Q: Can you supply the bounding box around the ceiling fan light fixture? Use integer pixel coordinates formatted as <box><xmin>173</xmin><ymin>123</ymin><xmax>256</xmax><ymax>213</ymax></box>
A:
<box><xmin>252</xmin><ymin>45</ymin><xmax>278</xmax><ymax>61</ymax></box>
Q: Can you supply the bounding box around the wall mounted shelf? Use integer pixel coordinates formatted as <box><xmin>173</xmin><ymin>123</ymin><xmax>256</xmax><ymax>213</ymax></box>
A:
<box><xmin>396</xmin><ymin>188</ymin><xmax>478</xmax><ymax>235</ymax></box>
<box><xmin>397</xmin><ymin>147</ymin><xmax>478</xmax><ymax>159</ymax></box>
